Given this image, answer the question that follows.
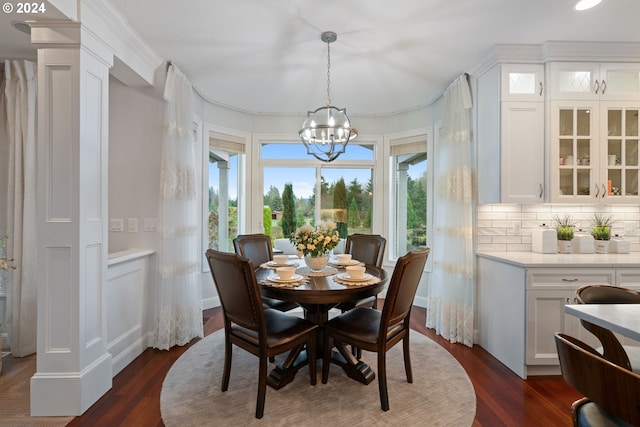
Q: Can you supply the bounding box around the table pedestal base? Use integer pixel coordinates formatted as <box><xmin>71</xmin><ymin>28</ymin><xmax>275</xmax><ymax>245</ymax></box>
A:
<box><xmin>267</xmin><ymin>346</ymin><xmax>375</xmax><ymax>389</ymax></box>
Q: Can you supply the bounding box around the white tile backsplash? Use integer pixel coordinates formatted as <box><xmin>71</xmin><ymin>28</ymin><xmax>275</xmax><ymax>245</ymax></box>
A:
<box><xmin>477</xmin><ymin>204</ymin><xmax>640</xmax><ymax>252</ymax></box>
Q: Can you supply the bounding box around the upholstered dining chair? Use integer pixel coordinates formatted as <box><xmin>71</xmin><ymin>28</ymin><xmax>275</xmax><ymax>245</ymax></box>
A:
<box><xmin>322</xmin><ymin>247</ymin><xmax>430</xmax><ymax>411</ymax></box>
<box><xmin>233</xmin><ymin>233</ymin><xmax>298</xmax><ymax>312</ymax></box>
<box><xmin>555</xmin><ymin>332</ymin><xmax>640</xmax><ymax>427</ymax></box>
<box><xmin>337</xmin><ymin>234</ymin><xmax>387</xmax><ymax>312</ymax></box>
<box><xmin>575</xmin><ymin>284</ymin><xmax>640</xmax><ymax>374</ymax></box>
<box><xmin>205</xmin><ymin>249</ymin><xmax>319</xmax><ymax>419</ymax></box>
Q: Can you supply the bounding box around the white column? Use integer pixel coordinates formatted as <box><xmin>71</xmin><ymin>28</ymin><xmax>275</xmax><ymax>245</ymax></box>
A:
<box><xmin>397</xmin><ymin>163</ymin><xmax>409</xmax><ymax>254</ymax></box>
<box><xmin>217</xmin><ymin>160</ymin><xmax>230</xmax><ymax>251</ymax></box>
<box><xmin>30</xmin><ymin>21</ymin><xmax>114</xmax><ymax>416</ymax></box>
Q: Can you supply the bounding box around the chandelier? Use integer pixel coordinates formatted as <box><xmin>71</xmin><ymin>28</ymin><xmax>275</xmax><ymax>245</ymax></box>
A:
<box><xmin>299</xmin><ymin>31</ymin><xmax>358</xmax><ymax>162</ymax></box>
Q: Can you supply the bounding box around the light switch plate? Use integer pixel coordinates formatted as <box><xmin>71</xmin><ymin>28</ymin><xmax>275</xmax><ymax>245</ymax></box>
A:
<box><xmin>110</xmin><ymin>218</ymin><xmax>124</xmax><ymax>232</ymax></box>
<box><xmin>128</xmin><ymin>218</ymin><xmax>138</xmax><ymax>233</ymax></box>
<box><xmin>143</xmin><ymin>218</ymin><xmax>157</xmax><ymax>232</ymax></box>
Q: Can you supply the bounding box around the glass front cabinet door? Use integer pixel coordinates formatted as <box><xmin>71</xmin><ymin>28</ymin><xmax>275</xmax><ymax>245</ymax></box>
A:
<box><xmin>600</xmin><ymin>103</ymin><xmax>640</xmax><ymax>201</ymax></box>
<box><xmin>551</xmin><ymin>101</ymin><xmax>599</xmax><ymax>202</ymax></box>
<box><xmin>551</xmin><ymin>101</ymin><xmax>640</xmax><ymax>203</ymax></box>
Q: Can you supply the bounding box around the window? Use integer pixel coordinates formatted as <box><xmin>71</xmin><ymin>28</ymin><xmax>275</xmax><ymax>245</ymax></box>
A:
<box><xmin>260</xmin><ymin>140</ymin><xmax>376</xmax><ymax>243</ymax></box>
<box><xmin>389</xmin><ymin>133</ymin><xmax>431</xmax><ymax>260</ymax></box>
<box><xmin>207</xmin><ymin>131</ymin><xmax>245</xmax><ymax>252</ymax></box>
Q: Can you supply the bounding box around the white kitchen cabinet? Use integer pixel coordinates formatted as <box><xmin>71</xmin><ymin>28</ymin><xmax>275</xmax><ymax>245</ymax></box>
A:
<box><xmin>550</xmin><ymin>101</ymin><xmax>640</xmax><ymax>203</ymax></box>
<box><xmin>525</xmin><ymin>269</ymin><xmax>614</xmax><ymax>366</ymax></box>
<box><xmin>477</xmin><ymin>252</ymin><xmax>639</xmax><ymax>379</ymax></box>
<box><xmin>548</xmin><ymin>61</ymin><xmax>640</xmax><ymax>203</ymax></box>
<box><xmin>549</xmin><ymin>62</ymin><xmax>640</xmax><ymax>101</ymax></box>
<box><xmin>477</xmin><ymin>63</ymin><xmax>545</xmax><ymax>204</ymax></box>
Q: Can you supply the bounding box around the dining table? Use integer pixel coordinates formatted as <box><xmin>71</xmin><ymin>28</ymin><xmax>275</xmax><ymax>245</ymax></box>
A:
<box><xmin>564</xmin><ymin>304</ymin><xmax>640</xmax><ymax>342</ymax></box>
<box><xmin>256</xmin><ymin>256</ymin><xmax>388</xmax><ymax>389</ymax></box>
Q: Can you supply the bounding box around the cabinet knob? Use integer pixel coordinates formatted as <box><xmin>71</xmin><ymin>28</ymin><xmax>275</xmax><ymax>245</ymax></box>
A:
<box><xmin>539</xmin><ymin>183</ymin><xmax>544</xmax><ymax>198</ymax></box>
<box><xmin>601</xmin><ymin>183</ymin><xmax>607</xmax><ymax>198</ymax></box>
<box><xmin>595</xmin><ymin>185</ymin><xmax>600</xmax><ymax>198</ymax></box>
<box><xmin>539</xmin><ymin>81</ymin><xmax>543</xmax><ymax>96</ymax></box>
<box><xmin>562</xmin><ymin>278</ymin><xmax>579</xmax><ymax>282</ymax></box>
<box><xmin>601</xmin><ymin>80</ymin><xmax>607</xmax><ymax>94</ymax></box>
<box><xmin>594</xmin><ymin>79</ymin><xmax>600</xmax><ymax>94</ymax></box>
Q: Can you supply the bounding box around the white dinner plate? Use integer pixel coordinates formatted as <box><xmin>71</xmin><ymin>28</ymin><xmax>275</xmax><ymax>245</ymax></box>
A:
<box><xmin>336</xmin><ymin>272</ymin><xmax>373</xmax><ymax>282</ymax></box>
<box><xmin>267</xmin><ymin>273</ymin><xmax>303</xmax><ymax>284</ymax></box>
<box><xmin>266</xmin><ymin>260</ymin><xmax>296</xmax><ymax>267</ymax></box>
<box><xmin>331</xmin><ymin>259</ymin><xmax>360</xmax><ymax>267</ymax></box>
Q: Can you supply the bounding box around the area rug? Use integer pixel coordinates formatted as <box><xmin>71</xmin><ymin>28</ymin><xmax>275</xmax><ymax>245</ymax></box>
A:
<box><xmin>0</xmin><ymin>353</ymin><xmax>75</xmax><ymax>426</ymax></box>
<box><xmin>161</xmin><ymin>330</ymin><xmax>476</xmax><ymax>426</ymax></box>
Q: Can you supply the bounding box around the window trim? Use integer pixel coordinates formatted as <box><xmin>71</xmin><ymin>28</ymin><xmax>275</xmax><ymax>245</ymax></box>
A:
<box><xmin>384</xmin><ymin>127</ymin><xmax>433</xmax><ymax>270</ymax></box>
<box><xmin>201</xmin><ymin>123</ymin><xmax>251</xmax><ymax>271</ymax></box>
<box><xmin>252</xmin><ymin>133</ymin><xmax>384</xmax><ymax>236</ymax></box>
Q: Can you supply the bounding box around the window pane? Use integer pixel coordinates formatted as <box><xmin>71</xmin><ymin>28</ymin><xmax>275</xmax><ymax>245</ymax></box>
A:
<box><xmin>262</xmin><ymin>141</ymin><xmax>374</xmax><ymax>160</ymax></box>
<box><xmin>209</xmin><ymin>150</ymin><xmax>241</xmax><ymax>252</ymax></box>
<box><xmin>393</xmin><ymin>151</ymin><xmax>427</xmax><ymax>257</ymax></box>
<box><xmin>319</xmin><ymin>168</ymin><xmax>373</xmax><ymax>238</ymax></box>
<box><xmin>263</xmin><ymin>167</ymin><xmax>316</xmax><ymax>241</ymax></box>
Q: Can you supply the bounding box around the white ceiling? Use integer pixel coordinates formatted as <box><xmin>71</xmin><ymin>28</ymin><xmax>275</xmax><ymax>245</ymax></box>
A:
<box><xmin>2</xmin><ymin>0</ymin><xmax>640</xmax><ymax>116</ymax></box>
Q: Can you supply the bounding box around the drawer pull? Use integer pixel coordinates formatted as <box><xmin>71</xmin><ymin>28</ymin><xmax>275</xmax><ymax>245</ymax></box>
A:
<box><xmin>562</xmin><ymin>278</ymin><xmax>579</xmax><ymax>282</ymax></box>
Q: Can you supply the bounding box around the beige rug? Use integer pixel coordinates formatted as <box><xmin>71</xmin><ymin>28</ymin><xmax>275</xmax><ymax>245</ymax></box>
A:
<box><xmin>0</xmin><ymin>353</ymin><xmax>74</xmax><ymax>426</ymax></box>
<box><xmin>161</xmin><ymin>330</ymin><xmax>476</xmax><ymax>426</ymax></box>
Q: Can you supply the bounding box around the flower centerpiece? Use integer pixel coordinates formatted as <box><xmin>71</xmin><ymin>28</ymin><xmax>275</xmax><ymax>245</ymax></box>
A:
<box><xmin>290</xmin><ymin>221</ymin><xmax>340</xmax><ymax>271</ymax></box>
<box><xmin>554</xmin><ymin>215</ymin><xmax>575</xmax><ymax>254</ymax></box>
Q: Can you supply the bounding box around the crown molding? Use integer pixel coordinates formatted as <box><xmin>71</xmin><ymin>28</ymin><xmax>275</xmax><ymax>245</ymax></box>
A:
<box><xmin>468</xmin><ymin>44</ymin><xmax>543</xmax><ymax>77</ymax></box>
<box><xmin>541</xmin><ymin>41</ymin><xmax>640</xmax><ymax>62</ymax></box>
<box><xmin>79</xmin><ymin>0</ymin><xmax>164</xmax><ymax>86</ymax></box>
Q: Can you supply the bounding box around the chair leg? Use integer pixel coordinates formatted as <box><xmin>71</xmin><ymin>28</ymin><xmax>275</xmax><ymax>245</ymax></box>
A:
<box><xmin>378</xmin><ymin>351</ymin><xmax>389</xmax><ymax>411</ymax></box>
<box><xmin>322</xmin><ymin>335</ymin><xmax>332</xmax><ymax>384</ymax></box>
<box><xmin>308</xmin><ymin>331</ymin><xmax>317</xmax><ymax>386</ymax></box>
<box><xmin>256</xmin><ymin>355</ymin><xmax>267</xmax><ymax>419</ymax></box>
<box><xmin>222</xmin><ymin>337</ymin><xmax>232</xmax><ymax>391</ymax></box>
<box><xmin>403</xmin><ymin>335</ymin><xmax>413</xmax><ymax>383</ymax></box>
<box><xmin>350</xmin><ymin>345</ymin><xmax>362</xmax><ymax>360</ymax></box>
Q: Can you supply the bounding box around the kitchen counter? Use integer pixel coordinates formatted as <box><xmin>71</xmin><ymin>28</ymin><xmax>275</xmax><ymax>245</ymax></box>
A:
<box><xmin>477</xmin><ymin>251</ymin><xmax>640</xmax><ymax>268</ymax></box>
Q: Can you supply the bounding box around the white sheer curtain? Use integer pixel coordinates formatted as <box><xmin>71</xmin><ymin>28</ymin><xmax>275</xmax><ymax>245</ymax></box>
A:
<box><xmin>426</xmin><ymin>74</ymin><xmax>474</xmax><ymax>347</ymax></box>
<box><xmin>152</xmin><ymin>64</ymin><xmax>203</xmax><ymax>350</ymax></box>
<box><xmin>1</xmin><ymin>60</ymin><xmax>38</xmax><ymax>356</ymax></box>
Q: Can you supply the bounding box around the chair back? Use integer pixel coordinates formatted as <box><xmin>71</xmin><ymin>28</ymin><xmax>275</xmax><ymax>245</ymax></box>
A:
<box><xmin>345</xmin><ymin>234</ymin><xmax>387</xmax><ymax>267</ymax></box>
<box><xmin>575</xmin><ymin>284</ymin><xmax>640</xmax><ymax>371</ymax></box>
<box><xmin>380</xmin><ymin>248</ymin><xmax>430</xmax><ymax>332</ymax></box>
<box><xmin>205</xmin><ymin>249</ymin><xmax>265</xmax><ymax>333</ymax></box>
<box><xmin>233</xmin><ymin>234</ymin><xmax>274</xmax><ymax>268</ymax></box>
<box><xmin>576</xmin><ymin>284</ymin><xmax>640</xmax><ymax>304</ymax></box>
<box><xmin>555</xmin><ymin>333</ymin><xmax>640</xmax><ymax>426</ymax></box>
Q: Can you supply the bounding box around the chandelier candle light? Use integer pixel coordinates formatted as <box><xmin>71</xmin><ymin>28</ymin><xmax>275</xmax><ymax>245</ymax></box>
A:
<box><xmin>299</xmin><ymin>31</ymin><xmax>358</xmax><ymax>162</ymax></box>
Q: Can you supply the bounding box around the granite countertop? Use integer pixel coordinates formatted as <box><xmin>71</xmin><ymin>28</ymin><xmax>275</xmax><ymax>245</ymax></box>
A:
<box><xmin>476</xmin><ymin>251</ymin><xmax>640</xmax><ymax>268</ymax></box>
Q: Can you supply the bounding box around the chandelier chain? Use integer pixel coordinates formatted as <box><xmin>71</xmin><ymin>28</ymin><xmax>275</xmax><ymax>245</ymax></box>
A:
<box><xmin>326</xmin><ymin>39</ymin><xmax>331</xmax><ymax>106</ymax></box>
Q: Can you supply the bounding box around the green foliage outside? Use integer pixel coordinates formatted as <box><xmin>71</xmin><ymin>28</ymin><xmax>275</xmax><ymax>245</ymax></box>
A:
<box><xmin>263</xmin><ymin>206</ymin><xmax>272</xmax><ymax>240</ymax></box>
<box><xmin>264</xmin><ymin>185</ymin><xmax>283</xmax><ymax>212</ymax></box>
<box><xmin>296</xmin><ymin>212</ymin><xmax>305</xmax><ymax>228</ymax></box>
<box><xmin>281</xmin><ymin>183</ymin><xmax>296</xmax><ymax>238</ymax></box>
<box><xmin>333</xmin><ymin>178</ymin><xmax>348</xmax><ymax>238</ymax></box>
<box><xmin>348</xmin><ymin>198</ymin><xmax>360</xmax><ymax>227</ymax></box>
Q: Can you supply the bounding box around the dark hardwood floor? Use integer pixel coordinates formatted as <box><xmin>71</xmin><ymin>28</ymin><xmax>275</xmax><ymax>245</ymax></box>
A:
<box><xmin>67</xmin><ymin>304</ymin><xmax>581</xmax><ymax>426</ymax></box>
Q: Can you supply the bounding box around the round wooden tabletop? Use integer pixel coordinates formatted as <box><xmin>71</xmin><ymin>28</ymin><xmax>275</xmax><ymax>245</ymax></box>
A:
<box><xmin>257</xmin><ymin>264</ymin><xmax>388</xmax><ymax>306</ymax></box>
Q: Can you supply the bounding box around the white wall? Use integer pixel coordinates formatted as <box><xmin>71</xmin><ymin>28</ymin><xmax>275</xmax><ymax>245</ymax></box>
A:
<box><xmin>109</xmin><ymin>86</ymin><xmax>440</xmax><ymax>310</ymax></box>
<box><xmin>108</xmin><ymin>77</ymin><xmax>163</xmax><ymax>253</ymax></box>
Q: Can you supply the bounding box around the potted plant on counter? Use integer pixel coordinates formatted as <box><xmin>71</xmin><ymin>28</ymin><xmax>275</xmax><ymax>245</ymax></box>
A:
<box><xmin>591</xmin><ymin>214</ymin><xmax>613</xmax><ymax>254</ymax></box>
<box><xmin>555</xmin><ymin>215</ymin><xmax>575</xmax><ymax>254</ymax></box>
